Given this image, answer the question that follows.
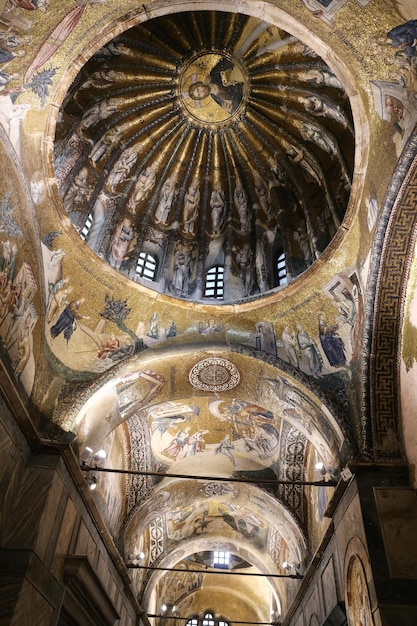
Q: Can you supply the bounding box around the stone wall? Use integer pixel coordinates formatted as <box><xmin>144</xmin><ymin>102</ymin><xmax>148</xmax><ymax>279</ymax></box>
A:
<box><xmin>0</xmin><ymin>393</ymin><xmax>140</xmax><ymax>626</ymax></box>
<box><xmin>282</xmin><ymin>479</ymin><xmax>370</xmax><ymax>626</ymax></box>
<box><xmin>283</xmin><ymin>467</ymin><xmax>417</xmax><ymax>626</ymax></box>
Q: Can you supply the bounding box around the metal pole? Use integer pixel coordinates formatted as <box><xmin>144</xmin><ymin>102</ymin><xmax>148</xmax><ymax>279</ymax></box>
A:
<box><xmin>147</xmin><ymin>616</ymin><xmax>277</xmax><ymax>625</ymax></box>
<box><xmin>127</xmin><ymin>564</ymin><xmax>302</xmax><ymax>579</ymax></box>
<box><xmin>81</xmin><ymin>463</ymin><xmax>337</xmax><ymax>487</ymax></box>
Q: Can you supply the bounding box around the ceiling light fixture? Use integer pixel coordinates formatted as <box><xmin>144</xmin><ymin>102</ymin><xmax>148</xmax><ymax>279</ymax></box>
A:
<box><xmin>314</xmin><ymin>462</ymin><xmax>341</xmax><ymax>482</ymax></box>
<box><xmin>282</xmin><ymin>561</ymin><xmax>291</xmax><ymax>571</ymax></box>
<box><xmin>86</xmin><ymin>476</ymin><xmax>97</xmax><ymax>491</ymax></box>
<box><xmin>315</xmin><ymin>462</ymin><xmax>326</xmax><ymax>475</ymax></box>
<box><xmin>94</xmin><ymin>449</ymin><xmax>107</xmax><ymax>461</ymax></box>
<box><xmin>80</xmin><ymin>446</ymin><xmax>94</xmax><ymax>461</ymax></box>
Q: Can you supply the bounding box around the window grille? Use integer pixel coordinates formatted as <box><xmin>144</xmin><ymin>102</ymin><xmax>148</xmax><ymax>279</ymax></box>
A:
<box><xmin>186</xmin><ymin>613</ymin><xmax>229</xmax><ymax>626</ymax></box>
<box><xmin>277</xmin><ymin>252</ymin><xmax>287</xmax><ymax>286</ymax></box>
<box><xmin>136</xmin><ymin>251</ymin><xmax>158</xmax><ymax>280</ymax></box>
<box><xmin>204</xmin><ymin>266</ymin><xmax>224</xmax><ymax>299</ymax></box>
<box><xmin>80</xmin><ymin>213</ymin><xmax>93</xmax><ymax>240</ymax></box>
<box><xmin>213</xmin><ymin>550</ymin><xmax>230</xmax><ymax>568</ymax></box>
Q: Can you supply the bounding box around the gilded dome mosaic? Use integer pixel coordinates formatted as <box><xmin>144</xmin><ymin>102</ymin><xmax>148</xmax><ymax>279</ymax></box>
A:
<box><xmin>54</xmin><ymin>11</ymin><xmax>355</xmax><ymax>304</ymax></box>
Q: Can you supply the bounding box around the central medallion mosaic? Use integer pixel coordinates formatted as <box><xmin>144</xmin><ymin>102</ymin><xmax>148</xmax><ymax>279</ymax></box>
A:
<box><xmin>180</xmin><ymin>52</ymin><xmax>247</xmax><ymax>124</ymax></box>
<box><xmin>189</xmin><ymin>357</ymin><xmax>241</xmax><ymax>391</ymax></box>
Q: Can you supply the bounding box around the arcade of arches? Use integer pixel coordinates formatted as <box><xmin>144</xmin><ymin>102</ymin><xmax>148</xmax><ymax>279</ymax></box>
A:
<box><xmin>1</xmin><ymin>1</ymin><xmax>417</xmax><ymax>625</ymax></box>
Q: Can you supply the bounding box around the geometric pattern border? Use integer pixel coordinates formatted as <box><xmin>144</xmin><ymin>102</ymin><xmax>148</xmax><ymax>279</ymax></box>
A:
<box><xmin>366</xmin><ymin>129</ymin><xmax>417</xmax><ymax>462</ymax></box>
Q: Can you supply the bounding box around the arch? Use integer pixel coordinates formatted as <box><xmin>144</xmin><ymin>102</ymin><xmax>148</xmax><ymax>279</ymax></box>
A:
<box><xmin>364</xmin><ymin>133</ymin><xmax>417</xmax><ymax>462</ymax></box>
<box><xmin>308</xmin><ymin>614</ymin><xmax>320</xmax><ymax>626</ymax></box>
<box><xmin>0</xmin><ymin>2</ymin><xmax>414</xmax><ymax>626</ymax></box>
<box><xmin>343</xmin><ymin>536</ymin><xmax>375</xmax><ymax>626</ymax></box>
<box><xmin>345</xmin><ymin>554</ymin><xmax>374</xmax><ymax>626</ymax></box>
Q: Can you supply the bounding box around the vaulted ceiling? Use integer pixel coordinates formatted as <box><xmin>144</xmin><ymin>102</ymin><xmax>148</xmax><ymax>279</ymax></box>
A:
<box><xmin>47</xmin><ymin>10</ymin><xmax>357</xmax><ymax>620</ymax></box>
<box><xmin>0</xmin><ymin>0</ymin><xmax>415</xmax><ymax>624</ymax></box>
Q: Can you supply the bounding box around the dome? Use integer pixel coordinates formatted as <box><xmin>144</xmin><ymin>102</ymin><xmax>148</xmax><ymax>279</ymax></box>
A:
<box><xmin>55</xmin><ymin>11</ymin><xmax>354</xmax><ymax>304</ymax></box>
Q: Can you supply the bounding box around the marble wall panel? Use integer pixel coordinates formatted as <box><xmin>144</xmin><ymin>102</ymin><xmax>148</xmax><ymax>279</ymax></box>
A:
<box><xmin>74</xmin><ymin>518</ymin><xmax>98</xmax><ymax>561</ymax></box>
<box><xmin>375</xmin><ymin>487</ymin><xmax>417</xmax><ymax>579</ymax></box>
<box><xmin>35</xmin><ymin>470</ymin><xmax>65</xmax><ymax>563</ymax></box>
<box><xmin>50</xmin><ymin>496</ymin><xmax>77</xmax><ymax>581</ymax></box>
<box><xmin>0</xmin><ymin>463</ymin><xmax>47</xmax><ymax>549</ymax></box>
<box><xmin>321</xmin><ymin>555</ymin><xmax>338</xmax><ymax>618</ymax></box>
<box><xmin>0</xmin><ymin>405</ymin><xmax>138</xmax><ymax>625</ymax></box>
<box><xmin>0</xmin><ymin>421</ymin><xmax>13</xmax><ymax>484</ymax></box>
<box><xmin>9</xmin><ymin>578</ymin><xmax>54</xmax><ymax>626</ymax></box>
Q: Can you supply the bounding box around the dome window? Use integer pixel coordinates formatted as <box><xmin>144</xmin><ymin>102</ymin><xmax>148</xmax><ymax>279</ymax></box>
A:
<box><xmin>136</xmin><ymin>251</ymin><xmax>158</xmax><ymax>281</ymax></box>
<box><xmin>203</xmin><ymin>614</ymin><xmax>215</xmax><ymax>626</ymax></box>
<box><xmin>213</xmin><ymin>550</ymin><xmax>229</xmax><ymax>568</ymax></box>
<box><xmin>204</xmin><ymin>266</ymin><xmax>224</xmax><ymax>299</ymax></box>
<box><xmin>80</xmin><ymin>212</ymin><xmax>93</xmax><ymax>241</ymax></box>
<box><xmin>187</xmin><ymin>613</ymin><xmax>230</xmax><ymax>626</ymax></box>
<box><xmin>277</xmin><ymin>252</ymin><xmax>287</xmax><ymax>286</ymax></box>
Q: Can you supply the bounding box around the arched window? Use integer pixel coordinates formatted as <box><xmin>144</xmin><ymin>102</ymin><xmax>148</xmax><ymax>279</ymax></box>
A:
<box><xmin>80</xmin><ymin>212</ymin><xmax>93</xmax><ymax>241</ymax></box>
<box><xmin>186</xmin><ymin>612</ymin><xmax>230</xmax><ymax>626</ymax></box>
<box><xmin>204</xmin><ymin>265</ymin><xmax>224</xmax><ymax>299</ymax></box>
<box><xmin>277</xmin><ymin>252</ymin><xmax>287</xmax><ymax>286</ymax></box>
<box><xmin>136</xmin><ymin>251</ymin><xmax>158</xmax><ymax>281</ymax></box>
<box><xmin>213</xmin><ymin>550</ymin><xmax>229</xmax><ymax>569</ymax></box>
<box><xmin>203</xmin><ymin>614</ymin><xmax>215</xmax><ymax>626</ymax></box>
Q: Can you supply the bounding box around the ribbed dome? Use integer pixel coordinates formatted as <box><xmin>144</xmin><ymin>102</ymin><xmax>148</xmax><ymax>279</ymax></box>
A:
<box><xmin>55</xmin><ymin>11</ymin><xmax>354</xmax><ymax>304</ymax></box>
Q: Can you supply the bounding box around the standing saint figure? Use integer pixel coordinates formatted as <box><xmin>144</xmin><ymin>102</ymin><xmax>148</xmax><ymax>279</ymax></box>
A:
<box><xmin>318</xmin><ymin>313</ymin><xmax>346</xmax><ymax>367</ymax></box>
<box><xmin>107</xmin><ymin>146</ymin><xmax>138</xmax><ymax>192</ymax></box>
<box><xmin>154</xmin><ymin>173</ymin><xmax>178</xmax><ymax>225</ymax></box>
<box><xmin>63</xmin><ymin>167</ymin><xmax>90</xmax><ymax>211</ymax></box>
<box><xmin>210</xmin><ymin>181</ymin><xmax>226</xmax><ymax>234</ymax></box>
<box><xmin>182</xmin><ymin>180</ymin><xmax>200</xmax><ymax>235</ymax></box>
<box><xmin>50</xmin><ymin>298</ymin><xmax>89</xmax><ymax>344</ymax></box>
<box><xmin>234</xmin><ymin>243</ymin><xmax>254</xmax><ymax>297</ymax></box>
<box><xmin>80</xmin><ymin>98</ymin><xmax>119</xmax><ymax>131</ymax></box>
<box><xmin>281</xmin><ymin>325</ymin><xmax>300</xmax><ymax>368</ymax></box>
<box><xmin>234</xmin><ymin>178</ymin><xmax>250</xmax><ymax>231</ymax></box>
<box><xmin>128</xmin><ymin>163</ymin><xmax>157</xmax><ymax>213</ymax></box>
<box><xmin>296</xmin><ymin>323</ymin><xmax>323</xmax><ymax>376</ymax></box>
<box><xmin>253</xmin><ymin>170</ymin><xmax>274</xmax><ymax>220</ymax></box>
<box><xmin>90</xmin><ymin>126</ymin><xmax>123</xmax><ymax>164</ymax></box>
<box><xmin>108</xmin><ymin>216</ymin><xmax>135</xmax><ymax>270</ymax></box>
<box><xmin>172</xmin><ymin>243</ymin><xmax>194</xmax><ymax>296</ymax></box>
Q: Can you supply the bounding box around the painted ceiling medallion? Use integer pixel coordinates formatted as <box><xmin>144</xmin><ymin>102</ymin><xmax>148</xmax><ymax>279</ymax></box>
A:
<box><xmin>180</xmin><ymin>52</ymin><xmax>247</xmax><ymax>124</ymax></box>
<box><xmin>189</xmin><ymin>357</ymin><xmax>240</xmax><ymax>391</ymax></box>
